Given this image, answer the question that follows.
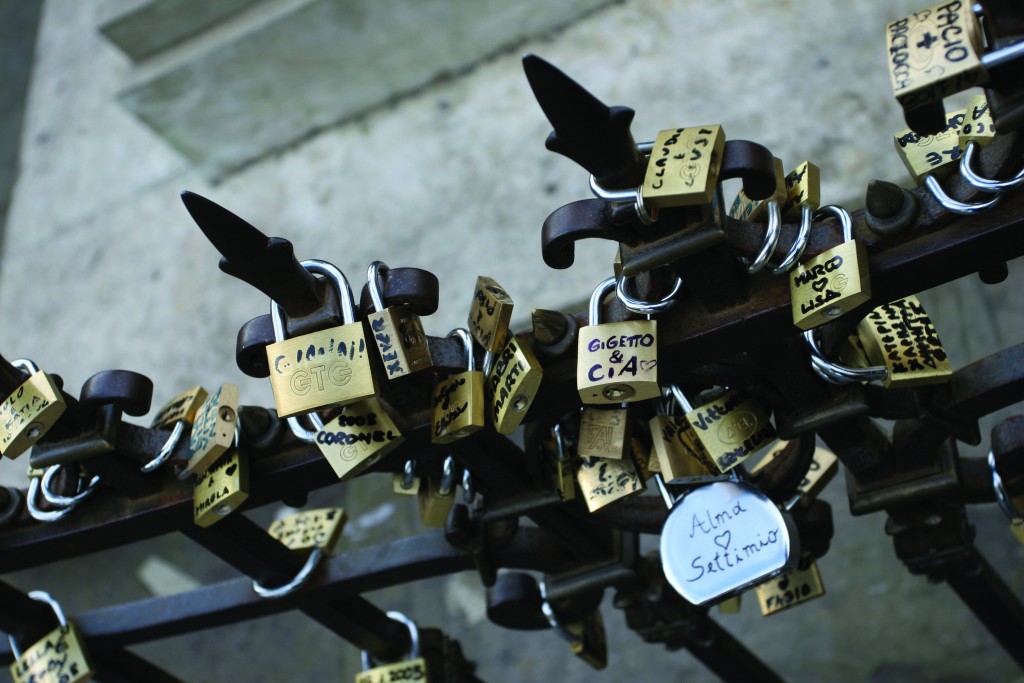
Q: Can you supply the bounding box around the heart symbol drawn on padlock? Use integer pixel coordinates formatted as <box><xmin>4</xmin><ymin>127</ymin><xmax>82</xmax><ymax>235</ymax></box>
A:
<box><xmin>811</xmin><ymin>278</ymin><xmax>829</xmax><ymax>293</ymax></box>
<box><xmin>714</xmin><ymin>531</ymin><xmax>731</xmax><ymax>550</ymax></box>
<box><xmin>225</xmin><ymin>463</ymin><xmax>237</xmax><ymax>477</ymax></box>
<box><xmin>640</xmin><ymin>360</ymin><xmax>658</xmax><ymax>372</ymax></box>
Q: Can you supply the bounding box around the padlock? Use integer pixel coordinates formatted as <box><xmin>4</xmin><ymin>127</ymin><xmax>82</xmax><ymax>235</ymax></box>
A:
<box><xmin>187</xmin><ymin>382</ymin><xmax>239</xmax><ymax>474</ymax></box>
<box><xmin>780</xmin><ymin>161</ymin><xmax>821</xmax><ymax>222</ymax></box>
<box><xmin>419</xmin><ymin>457</ymin><xmax>456</xmax><ymax>528</ymax></box>
<box><xmin>487</xmin><ymin>333</ymin><xmax>543</xmax><ymax>434</ymax></box>
<box><xmin>730</xmin><ymin>157</ymin><xmax>786</xmax><ymax>222</ymax></box>
<box><xmin>575</xmin><ymin>453</ymin><xmax>645</xmax><ymax>513</ymax></box>
<box><xmin>151</xmin><ymin>386</ymin><xmax>208</xmax><ymax>430</ymax></box>
<box><xmin>549</xmin><ymin>425</ymin><xmax>576</xmax><ymax>502</ymax></box>
<box><xmin>268</xmin><ymin>507</ymin><xmax>347</xmax><ymax>555</ymax></box>
<box><xmin>468</xmin><ymin>275</ymin><xmax>514</xmax><ymax>354</ymax></box>
<box><xmin>393</xmin><ymin>460</ymin><xmax>421</xmax><ymax>496</ymax></box>
<box><xmin>315</xmin><ymin>397</ymin><xmax>404</xmax><ymax>480</ymax></box>
<box><xmin>357</xmin><ymin>611</ymin><xmax>429</xmax><ymax>683</ymax></box>
<box><xmin>855</xmin><ymin>295</ymin><xmax>953</xmax><ymax>388</ymax></box>
<box><xmin>640</xmin><ymin>125</ymin><xmax>726</xmax><ymax>208</ymax></box>
<box><xmin>649</xmin><ymin>386</ymin><xmax>719</xmax><ymax>483</ymax></box>
<box><xmin>431</xmin><ymin>329</ymin><xmax>485</xmax><ymax>444</ymax></box>
<box><xmin>8</xmin><ymin>591</ymin><xmax>92</xmax><ymax>683</ymax></box>
<box><xmin>684</xmin><ymin>389</ymin><xmax>776</xmax><ymax>474</ymax></box>
<box><xmin>894</xmin><ymin>108</ymin><xmax>967</xmax><ymax>183</ymax></box>
<box><xmin>366</xmin><ymin>261</ymin><xmax>432</xmax><ymax>379</ymax></box>
<box><xmin>750</xmin><ymin>441</ymin><xmax>839</xmax><ymax>508</ymax></box>
<box><xmin>789</xmin><ymin>205</ymin><xmax>871</xmax><ymax>330</ymax></box>
<box><xmin>959</xmin><ymin>93</ymin><xmax>995</xmax><ymax>148</ymax></box>
<box><xmin>0</xmin><ymin>359</ymin><xmax>66</xmax><ymax>460</ymax></box>
<box><xmin>886</xmin><ymin>2</ymin><xmax>985</xmax><ymax>113</ymax></box>
<box><xmin>577</xmin><ymin>277</ymin><xmax>659</xmax><ymax>405</ymax></box>
<box><xmin>577</xmin><ymin>406</ymin><xmax>630</xmax><ymax>460</ymax></box>
<box><xmin>658</xmin><ymin>475</ymin><xmax>799</xmax><ymax>605</ymax></box>
<box><xmin>754</xmin><ymin>559</ymin><xmax>826</xmax><ymax>616</ymax></box>
<box><xmin>193</xmin><ymin>439</ymin><xmax>248</xmax><ymax>528</ymax></box>
<box><xmin>265</xmin><ymin>260</ymin><xmax>377</xmax><ymax>418</ymax></box>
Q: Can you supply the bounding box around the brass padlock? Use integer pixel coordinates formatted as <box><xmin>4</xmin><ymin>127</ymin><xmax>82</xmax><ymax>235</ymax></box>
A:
<box><xmin>468</xmin><ymin>275</ymin><xmax>514</xmax><ymax>354</ymax></box>
<box><xmin>789</xmin><ymin>205</ymin><xmax>871</xmax><ymax>330</ymax></box>
<box><xmin>750</xmin><ymin>441</ymin><xmax>839</xmax><ymax>507</ymax></box>
<box><xmin>960</xmin><ymin>93</ymin><xmax>995</xmax><ymax>148</ymax></box>
<box><xmin>265</xmin><ymin>260</ymin><xmax>377</xmax><ymax>418</ymax></box>
<box><xmin>366</xmin><ymin>261</ymin><xmax>432</xmax><ymax>379</ymax></box>
<box><xmin>641</xmin><ymin>125</ymin><xmax>726</xmax><ymax>208</ymax></box>
<box><xmin>431</xmin><ymin>329</ymin><xmax>485</xmax><ymax>444</ymax></box>
<box><xmin>685</xmin><ymin>389</ymin><xmax>776</xmax><ymax>474</ymax></box>
<box><xmin>8</xmin><ymin>591</ymin><xmax>92</xmax><ymax>683</ymax></box>
<box><xmin>540</xmin><ymin>581</ymin><xmax>607</xmax><ymax>670</ymax></box>
<box><xmin>649</xmin><ymin>386</ymin><xmax>719</xmax><ymax>483</ymax></box>
<box><xmin>151</xmin><ymin>386</ymin><xmax>208</xmax><ymax>430</ymax></box>
<box><xmin>886</xmin><ymin>2</ymin><xmax>985</xmax><ymax>112</ymax></box>
<box><xmin>419</xmin><ymin>457</ymin><xmax>456</xmax><ymax>528</ymax></box>
<box><xmin>894</xmin><ymin>108</ymin><xmax>967</xmax><ymax>183</ymax></box>
<box><xmin>856</xmin><ymin>296</ymin><xmax>952</xmax><ymax>388</ymax></box>
<box><xmin>577</xmin><ymin>277</ymin><xmax>659</xmax><ymax>405</ymax></box>
<box><xmin>755</xmin><ymin>560</ymin><xmax>826</xmax><ymax>616</ymax></box>
<box><xmin>730</xmin><ymin>157</ymin><xmax>785</xmax><ymax>222</ymax></box>
<box><xmin>487</xmin><ymin>333</ymin><xmax>543</xmax><ymax>434</ymax></box>
<box><xmin>549</xmin><ymin>425</ymin><xmax>576</xmax><ymax>502</ymax></box>
<box><xmin>575</xmin><ymin>453</ymin><xmax>645</xmax><ymax>513</ymax></box>
<box><xmin>188</xmin><ymin>382</ymin><xmax>239</xmax><ymax>474</ymax></box>
<box><xmin>578</xmin><ymin>405</ymin><xmax>630</xmax><ymax>460</ymax></box>
<box><xmin>357</xmin><ymin>611</ymin><xmax>429</xmax><ymax>683</ymax></box>
<box><xmin>193</xmin><ymin>443</ymin><xmax>248</xmax><ymax>528</ymax></box>
<box><xmin>268</xmin><ymin>507</ymin><xmax>347</xmax><ymax>555</ymax></box>
<box><xmin>0</xmin><ymin>359</ymin><xmax>67</xmax><ymax>460</ymax></box>
<box><xmin>393</xmin><ymin>460</ymin><xmax>421</xmax><ymax>496</ymax></box>
<box><xmin>780</xmin><ymin>161</ymin><xmax>821</xmax><ymax>222</ymax></box>
<box><xmin>315</xmin><ymin>397</ymin><xmax>404</xmax><ymax>480</ymax></box>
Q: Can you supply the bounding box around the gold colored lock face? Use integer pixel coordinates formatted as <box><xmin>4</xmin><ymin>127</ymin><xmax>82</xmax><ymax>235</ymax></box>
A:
<box><xmin>685</xmin><ymin>391</ymin><xmax>776</xmax><ymax>473</ymax></box>
<box><xmin>886</xmin><ymin>1</ymin><xmax>985</xmax><ymax>109</ymax></box>
<box><xmin>856</xmin><ymin>296</ymin><xmax>952</xmax><ymax>388</ymax></box>
<box><xmin>468</xmin><ymin>276</ymin><xmax>514</xmax><ymax>354</ymax></box>
<box><xmin>193</xmin><ymin>448</ymin><xmax>249</xmax><ymax>528</ymax></box>
<box><xmin>780</xmin><ymin>161</ymin><xmax>821</xmax><ymax>221</ymax></box>
<box><xmin>894</xmin><ymin>108</ymin><xmax>966</xmax><ymax>183</ymax></box>
<box><xmin>268</xmin><ymin>507</ymin><xmax>347</xmax><ymax>555</ymax></box>
<box><xmin>577</xmin><ymin>320</ymin><xmax>659</xmax><ymax>405</ymax></box>
<box><xmin>565</xmin><ymin>610</ymin><xmax>608</xmax><ymax>670</ymax></box>
<box><xmin>488</xmin><ymin>335</ymin><xmax>543</xmax><ymax>435</ymax></box>
<box><xmin>418</xmin><ymin>475</ymin><xmax>454</xmax><ymax>527</ymax></box>
<box><xmin>265</xmin><ymin>322</ymin><xmax>377</xmax><ymax>418</ymax></box>
<box><xmin>755</xmin><ymin>561</ymin><xmax>826</xmax><ymax>616</ymax></box>
<box><xmin>730</xmin><ymin>157</ymin><xmax>785</xmax><ymax>222</ymax></box>
<box><xmin>355</xmin><ymin>657</ymin><xmax>429</xmax><ymax>683</ymax></box>
<box><xmin>641</xmin><ymin>125</ymin><xmax>726</xmax><ymax>208</ymax></box>
<box><xmin>578</xmin><ymin>407</ymin><xmax>630</xmax><ymax>460</ymax></box>
<box><xmin>0</xmin><ymin>371</ymin><xmax>66</xmax><ymax>460</ymax></box>
<box><xmin>431</xmin><ymin>370</ymin><xmax>485</xmax><ymax>444</ymax></box>
<box><xmin>960</xmin><ymin>93</ymin><xmax>995</xmax><ymax>147</ymax></box>
<box><xmin>188</xmin><ymin>383</ymin><xmax>239</xmax><ymax>474</ymax></box>
<box><xmin>10</xmin><ymin>621</ymin><xmax>92</xmax><ymax>683</ymax></box>
<box><xmin>790</xmin><ymin>239</ymin><xmax>871</xmax><ymax>330</ymax></box>
<box><xmin>368</xmin><ymin>306</ymin><xmax>432</xmax><ymax>379</ymax></box>
<box><xmin>150</xmin><ymin>386</ymin><xmax>208</xmax><ymax>429</ymax></box>
<box><xmin>576</xmin><ymin>455</ymin><xmax>645</xmax><ymax>513</ymax></box>
<box><xmin>315</xmin><ymin>398</ymin><xmax>404</xmax><ymax>479</ymax></box>
<box><xmin>649</xmin><ymin>415</ymin><xmax>718</xmax><ymax>483</ymax></box>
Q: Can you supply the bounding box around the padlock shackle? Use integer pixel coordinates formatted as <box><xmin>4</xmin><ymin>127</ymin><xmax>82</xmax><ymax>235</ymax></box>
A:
<box><xmin>615</xmin><ymin>273</ymin><xmax>683</xmax><ymax>315</ymax></box>
<box><xmin>270</xmin><ymin>259</ymin><xmax>356</xmax><ymax>342</ymax></box>
<box><xmin>7</xmin><ymin>590</ymin><xmax>69</xmax><ymax>660</ymax></box>
<box><xmin>667</xmin><ymin>384</ymin><xmax>694</xmax><ymax>414</ymax></box>
<box><xmin>448</xmin><ymin>328</ymin><xmax>475</xmax><ymax>372</ymax></box>
<box><xmin>366</xmin><ymin>260</ymin><xmax>389</xmax><ymax>313</ymax></box>
<box><xmin>11</xmin><ymin>358</ymin><xmax>40</xmax><ymax>376</ymax></box>
<box><xmin>361</xmin><ymin>611</ymin><xmax>421</xmax><ymax>670</ymax></box>
<box><xmin>439</xmin><ymin>455</ymin><xmax>456</xmax><ymax>496</ymax></box>
<box><xmin>813</xmin><ymin>205</ymin><xmax>855</xmax><ymax>243</ymax></box>
<box><xmin>588</xmin><ymin>276</ymin><xmax>616</xmax><ymax>325</ymax></box>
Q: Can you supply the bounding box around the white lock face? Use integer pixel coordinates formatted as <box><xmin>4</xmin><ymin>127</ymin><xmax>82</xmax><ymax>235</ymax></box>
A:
<box><xmin>660</xmin><ymin>481</ymin><xmax>794</xmax><ymax>605</ymax></box>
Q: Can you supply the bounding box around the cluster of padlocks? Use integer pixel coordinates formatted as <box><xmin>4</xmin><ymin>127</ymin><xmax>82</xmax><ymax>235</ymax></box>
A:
<box><xmin>1</xmin><ymin>1</ymin><xmax>1023</xmax><ymax>681</ymax></box>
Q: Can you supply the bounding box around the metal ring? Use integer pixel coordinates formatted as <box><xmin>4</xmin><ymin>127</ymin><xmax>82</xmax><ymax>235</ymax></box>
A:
<box><xmin>270</xmin><ymin>260</ymin><xmax>356</xmax><ymax>342</ymax></box>
<box><xmin>814</xmin><ymin>205</ymin><xmax>854</xmax><ymax>242</ymax></box>
<box><xmin>633</xmin><ymin>193</ymin><xmax>657</xmax><ymax>225</ymax></box>
<box><xmin>803</xmin><ymin>330</ymin><xmax>887</xmax><ymax>385</ymax></box>
<box><xmin>449</xmin><ymin>328</ymin><xmax>475</xmax><ymax>372</ymax></box>
<box><xmin>482</xmin><ymin>350</ymin><xmax>495</xmax><ymax>378</ymax></box>
<box><xmin>252</xmin><ymin>547</ymin><xmax>324</xmax><ymax>599</ymax></box>
<box><xmin>27</xmin><ymin>478</ymin><xmax>74</xmax><ymax>522</ymax></box>
<box><xmin>141</xmin><ymin>421</ymin><xmax>184</xmax><ymax>472</ymax></box>
<box><xmin>552</xmin><ymin>424</ymin><xmax>568</xmax><ymax>462</ymax></box>
<box><xmin>287</xmin><ymin>411</ymin><xmax>324</xmax><ymax>443</ymax></box>
<box><xmin>588</xmin><ymin>174</ymin><xmax>637</xmax><ymax>203</ymax></box>
<box><xmin>588</xmin><ymin>277</ymin><xmax>616</xmax><ymax>325</ymax></box>
<box><xmin>770</xmin><ymin>205</ymin><xmax>813</xmax><ymax>274</ymax></box>
<box><xmin>462</xmin><ymin>468</ymin><xmax>474</xmax><ymax>505</ymax></box>
<box><xmin>41</xmin><ymin>465</ymin><xmax>100</xmax><ymax>507</ymax></box>
<box><xmin>401</xmin><ymin>460</ymin><xmax>417</xmax><ymax>489</ymax></box>
<box><xmin>989</xmin><ymin>451</ymin><xmax>1023</xmax><ymax>523</ymax></box>
<box><xmin>960</xmin><ymin>141</ymin><xmax>1024</xmax><ymax>193</ymax></box>
<box><xmin>439</xmin><ymin>455</ymin><xmax>456</xmax><ymax>496</ymax></box>
<box><xmin>744</xmin><ymin>200</ymin><xmax>781</xmax><ymax>274</ymax></box>
<box><xmin>668</xmin><ymin>385</ymin><xmax>694</xmax><ymax>414</ymax></box>
<box><xmin>653</xmin><ymin>473</ymin><xmax>678</xmax><ymax>510</ymax></box>
<box><xmin>362</xmin><ymin>611</ymin><xmax>421</xmax><ymax>670</ymax></box>
<box><xmin>615</xmin><ymin>273</ymin><xmax>683</xmax><ymax>315</ymax></box>
<box><xmin>8</xmin><ymin>590</ymin><xmax>68</xmax><ymax>660</ymax></box>
<box><xmin>367</xmin><ymin>261</ymin><xmax>389</xmax><ymax>313</ymax></box>
<box><xmin>924</xmin><ymin>174</ymin><xmax>1000</xmax><ymax>215</ymax></box>
<box><xmin>11</xmin><ymin>358</ymin><xmax>41</xmax><ymax>375</ymax></box>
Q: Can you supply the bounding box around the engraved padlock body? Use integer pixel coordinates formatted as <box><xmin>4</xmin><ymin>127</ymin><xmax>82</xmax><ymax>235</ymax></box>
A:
<box><xmin>575</xmin><ymin>453</ymin><xmax>645</xmax><ymax>513</ymax></box>
<box><xmin>755</xmin><ymin>560</ymin><xmax>826</xmax><ymax>616</ymax></box>
<box><xmin>893</xmin><ymin>108</ymin><xmax>967</xmax><ymax>183</ymax></box>
<box><xmin>660</xmin><ymin>481</ymin><xmax>797</xmax><ymax>605</ymax></box>
<box><xmin>780</xmin><ymin>161</ymin><xmax>821</xmax><ymax>221</ymax></box>
<box><xmin>266</xmin><ymin>260</ymin><xmax>377</xmax><ymax>418</ymax></box>
<box><xmin>648</xmin><ymin>414</ymin><xmax>718</xmax><ymax>483</ymax></box>
<box><xmin>468</xmin><ymin>275</ymin><xmax>514</xmax><ymax>354</ymax></box>
<box><xmin>431</xmin><ymin>329</ymin><xmax>485</xmax><ymax>444</ymax></box>
<box><xmin>8</xmin><ymin>592</ymin><xmax>93</xmax><ymax>683</ymax></box>
<box><xmin>487</xmin><ymin>333</ymin><xmax>543</xmax><ymax>435</ymax></box>
<box><xmin>315</xmin><ymin>397</ymin><xmax>404</xmax><ymax>479</ymax></box>
<box><xmin>268</xmin><ymin>507</ymin><xmax>347</xmax><ymax>554</ymax></box>
<box><xmin>730</xmin><ymin>157</ymin><xmax>786</xmax><ymax>221</ymax></box>
<box><xmin>789</xmin><ymin>206</ymin><xmax>871</xmax><ymax>330</ymax></box>
<box><xmin>641</xmin><ymin>125</ymin><xmax>726</xmax><ymax>208</ymax></box>
<box><xmin>577</xmin><ymin>277</ymin><xmax>659</xmax><ymax>405</ymax></box>
<box><xmin>0</xmin><ymin>360</ymin><xmax>67</xmax><ymax>460</ymax></box>
<box><xmin>367</xmin><ymin>261</ymin><xmax>432</xmax><ymax>379</ymax></box>
<box><xmin>578</xmin><ymin>406</ymin><xmax>630</xmax><ymax>460</ymax></box>
<box><xmin>358</xmin><ymin>611</ymin><xmax>429</xmax><ymax>683</ymax></box>
<box><xmin>684</xmin><ymin>390</ymin><xmax>776</xmax><ymax>473</ymax></box>
<box><xmin>855</xmin><ymin>295</ymin><xmax>952</xmax><ymax>388</ymax></box>
<box><xmin>151</xmin><ymin>386</ymin><xmax>208</xmax><ymax>429</ymax></box>
<box><xmin>188</xmin><ymin>382</ymin><xmax>239</xmax><ymax>474</ymax></box>
<box><xmin>193</xmin><ymin>442</ymin><xmax>248</xmax><ymax>528</ymax></box>
<box><xmin>960</xmin><ymin>93</ymin><xmax>995</xmax><ymax>147</ymax></box>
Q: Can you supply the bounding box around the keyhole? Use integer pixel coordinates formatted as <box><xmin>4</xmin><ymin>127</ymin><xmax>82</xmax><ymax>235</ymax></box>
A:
<box><xmin>216</xmin><ymin>504</ymin><xmax>233</xmax><ymax>516</ymax></box>
<box><xmin>602</xmin><ymin>385</ymin><xmax>635</xmax><ymax>400</ymax></box>
<box><xmin>512</xmin><ymin>394</ymin><xmax>529</xmax><ymax>411</ymax></box>
<box><xmin>219</xmin><ymin>407</ymin><xmax>236</xmax><ymax>423</ymax></box>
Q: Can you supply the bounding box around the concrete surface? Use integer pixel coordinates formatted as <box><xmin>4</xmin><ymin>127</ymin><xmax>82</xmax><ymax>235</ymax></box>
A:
<box><xmin>0</xmin><ymin>0</ymin><xmax>1023</xmax><ymax>681</ymax></box>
